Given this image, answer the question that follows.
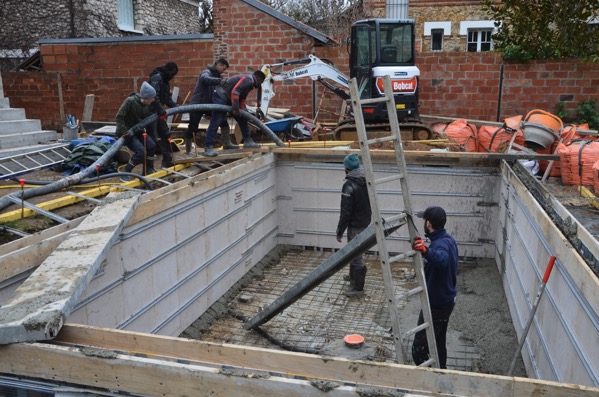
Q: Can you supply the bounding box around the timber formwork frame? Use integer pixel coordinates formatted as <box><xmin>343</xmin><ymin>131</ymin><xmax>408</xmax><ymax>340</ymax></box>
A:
<box><xmin>1</xmin><ymin>324</ymin><xmax>597</xmax><ymax>397</ymax></box>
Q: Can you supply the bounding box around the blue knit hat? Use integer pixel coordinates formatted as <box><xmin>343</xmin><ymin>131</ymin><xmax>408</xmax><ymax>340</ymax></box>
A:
<box><xmin>139</xmin><ymin>81</ymin><xmax>156</xmax><ymax>100</ymax></box>
<box><xmin>343</xmin><ymin>153</ymin><xmax>360</xmax><ymax>170</ymax></box>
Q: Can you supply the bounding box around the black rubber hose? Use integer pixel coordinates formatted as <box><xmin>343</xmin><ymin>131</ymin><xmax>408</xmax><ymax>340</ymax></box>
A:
<box><xmin>0</xmin><ymin>104</ymin><xmax>283</xmax><ymax>213</ymax></box>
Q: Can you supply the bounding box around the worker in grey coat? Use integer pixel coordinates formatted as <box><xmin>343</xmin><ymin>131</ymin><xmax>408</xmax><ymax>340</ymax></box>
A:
<box><xmin>336</xmin><ymin>153</ymin><xmax>372</xmax><ymax>297</ymax></box>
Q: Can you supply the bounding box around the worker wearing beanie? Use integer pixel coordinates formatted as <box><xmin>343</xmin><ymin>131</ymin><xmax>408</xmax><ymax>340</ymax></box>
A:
<box><xmin>336</xmin><ymin>153</ymin><xmax>372</xmax><ymax>297</ymax></box>
<box><xmin>115</xmin><ymin>81</ymin><xmax>157</xmax><ymax>182</ymax></box>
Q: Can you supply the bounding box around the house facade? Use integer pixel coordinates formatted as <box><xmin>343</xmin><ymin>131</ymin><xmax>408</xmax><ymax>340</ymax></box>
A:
<box><xmin>0</xmin><ymin>0</ymin><xmax>200</xmax><ymax>71</ymax></box>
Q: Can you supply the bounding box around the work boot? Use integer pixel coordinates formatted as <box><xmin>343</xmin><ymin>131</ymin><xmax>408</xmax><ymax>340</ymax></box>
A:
<box><xmin>343</xmin><ymin>268</ymin><xmax>355</xmax><ymax>288</ymax></box>
<box><xmin>220</xmin><ymin>124</ymin><xmax>239</xmax><ymax>149</ymax></box>
<box><xmin>185</xmin><ymin>136</ymin><xmax>193</xmax><ymax>155</ymax></box>
<box><xmin>144</xmin><ymin>157</ymin><xmax>156</xmax><ymax>175</ymax></box>
<box><xmin>344</xmin><ymin>267</ymin><xmax>366</xmax><ymax>297</ymax></box>
<box><xmin>120</xmin><ymin>161</ymin><xmax>136</xmax><ymax>182</ymax></box>
<box><xmin>243</xmin><ymin>138</ymin><xmax>260</xmax><ymax>149</ymax></box>
<box><xmin>203</xmin><ymin>146</ymin><xmax>217</xmax><ymax>157</ymax></box>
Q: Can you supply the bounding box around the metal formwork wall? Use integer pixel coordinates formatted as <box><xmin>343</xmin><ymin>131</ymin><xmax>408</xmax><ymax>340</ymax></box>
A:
<box><xmin>497</xmin><ymin>162</ymin><xmax>599</xmax><ymax>387</ymax></box>
<box><xmin>275</xmin><ymin>157</ymin><xmax>500</xmax><ymax>259</ymax></box>
<box><xmin>67</xmin><ymin>154</ymin><xmax>279</xmax><ymax>336</ymax></box>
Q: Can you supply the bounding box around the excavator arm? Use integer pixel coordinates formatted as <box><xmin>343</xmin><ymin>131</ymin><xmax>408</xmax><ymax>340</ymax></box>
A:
<box><xmin>260</xmin><ymin>54</ymin><xmax>350</xmax><ymax>114</ymax></box>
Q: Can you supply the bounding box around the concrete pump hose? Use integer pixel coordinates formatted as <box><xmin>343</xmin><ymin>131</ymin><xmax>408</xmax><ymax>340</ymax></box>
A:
<box><xmin>0</xmin><ymin>105</ymin><xmax>283</xmax><ymax>212</ymax></box>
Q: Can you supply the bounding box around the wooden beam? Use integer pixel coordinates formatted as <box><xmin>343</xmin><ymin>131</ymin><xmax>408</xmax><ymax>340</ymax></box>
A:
<box><xmin>40</xmin><ymin>324</ymin><xmax>599</xmax><ymax>397</ymax></box>
<box><xmin>0</xmin><ymin>217</ymin><xmax>84</xmax><ymax>282</ymax></box>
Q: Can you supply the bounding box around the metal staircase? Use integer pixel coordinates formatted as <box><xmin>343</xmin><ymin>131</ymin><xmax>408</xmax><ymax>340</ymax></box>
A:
<box><xmin>348</xmin><ymin>76</ymin><xmax>439</xmax><ymax>367</ymax></box>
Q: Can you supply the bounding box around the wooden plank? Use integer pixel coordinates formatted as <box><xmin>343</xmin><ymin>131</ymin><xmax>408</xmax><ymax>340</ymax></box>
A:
<box><xmin>82</xmin><ymin>94</ymin><xmax>95</xmax><ymax>122</ymax></box>
<box><xmin>0</xmin><ymin>218</ymin><xmax>84</xmax><ymax>282</ymax></box>
<box><xmin>173</xmin><ymin>152</ymin><xmax>252</xmax><ymax>164</ymax></box>
<box><xmin>421</xmin><ymin>114</ymin><xmax>504</xmax><ymax>128</ymax></box>
<box><xmin>578</xmin><ymin>186</ymin><xmax>599</xmax><ymax>210</ymax></box>
<box><xmin>47</xmin><ymin>324</ymin><xmax>599</xmax><ymax>397</ymax></box>
<box><xmin>0</xmin><ymin>342</ymin><xmax>370</xmax><ymax>397</ymax></box>
<box><xmin>0</xmin><ymin>193</ymin><xmax>141</xmax><ymax>344</ymax></box>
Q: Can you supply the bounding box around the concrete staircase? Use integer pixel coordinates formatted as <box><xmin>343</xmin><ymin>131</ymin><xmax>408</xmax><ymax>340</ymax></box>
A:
<box><xmin>0</xmin><ymin>73</ymin><xmax>58</xmax><ymax>155</ymax></box>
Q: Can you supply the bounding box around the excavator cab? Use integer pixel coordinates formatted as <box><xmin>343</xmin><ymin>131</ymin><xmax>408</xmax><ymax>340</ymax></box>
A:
<box><xmin>350</xmin><ymin>19</ymin><xmax>421</xmax><ymax>123</ymax></box>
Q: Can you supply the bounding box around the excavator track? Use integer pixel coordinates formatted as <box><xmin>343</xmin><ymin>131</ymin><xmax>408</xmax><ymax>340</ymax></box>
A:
<box><xmin>333</xmin><ymin>119</ymin><xmax>433</xmax><ymax>142</ymax></box>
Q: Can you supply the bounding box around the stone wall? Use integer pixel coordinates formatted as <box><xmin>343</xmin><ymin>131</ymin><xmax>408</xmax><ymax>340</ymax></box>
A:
<box><xmin>412</xmin><ymin>5</ymin><xmax>491</xmax><ymax>52</ymax></box>
<box><xmin>0</xmin><ymin>0</ymin><xmax>199</xmax><ymax>71</ymax></box>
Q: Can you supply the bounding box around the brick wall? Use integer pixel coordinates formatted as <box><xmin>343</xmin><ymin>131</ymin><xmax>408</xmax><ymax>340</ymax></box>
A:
<box><xmin>0</xmin><ymin>0</ymin><xmax>199</xmax><ymax>71</ymax></box>
<box><xmin>1</xmin><ymin>0</ymin><xmax>597</xmax><ymax>130</ymax></box>
<box><xmin>418</xmin><ymin>52</ymin><xmax>599</xmax><ymax>121</ymax></box>
<box><xmin>2</xmin><ymin>37</ymin><xmax>213</xmax><ymax>129</ymax></box>
<box><xmin>213</xmin><ymin>0</ymin><xmax>317</xmax><ymax>118</ymax></box>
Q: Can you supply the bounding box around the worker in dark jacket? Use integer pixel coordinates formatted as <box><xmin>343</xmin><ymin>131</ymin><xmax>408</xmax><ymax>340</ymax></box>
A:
<box><xmin>185</xmin><ymin>58</ymin><xmax>235</xmax><ymax>156</ymax></box>
<box><xmin>115</xmin><ymin>82</ymin><xmax>157</xmax><ymax>182</ymax></box>
<box><xmin>336</xmin><ymin>153</ymin><xmax>372</xmax><ymax>297</ymax></box>
<box><xmin>411</xmin><ymin>206</ymin><xmax>459</xmax><ymax>369</ymax></box>
<box><xmin>203</xmin><ymin>70</ymin><xmax>265</xmax><ymax>157</ymax></box>
<box><xmin>148</xmin><ymin>62</ymin><xmax>178</xmax><ymax>167</ymax></box>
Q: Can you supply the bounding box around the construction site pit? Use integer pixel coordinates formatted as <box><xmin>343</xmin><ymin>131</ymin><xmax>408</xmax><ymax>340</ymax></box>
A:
<box><xmin>181</xmin><ymin>245</ymin><xmax>527</xmax><ymax>377</ymax></box>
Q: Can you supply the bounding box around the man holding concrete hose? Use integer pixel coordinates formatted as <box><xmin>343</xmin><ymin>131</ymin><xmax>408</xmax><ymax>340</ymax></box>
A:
<box><xmin>203</xmin><ymin>70</ymin><xmax>265</xmax><ymax>157</ymax></box>
<box><xmin>115</xmin><ymin>81</ymin><xmax>157</xmax><ymax>182</ymax></box>
<box><xmin>186</xmin><ymin>58</ymin><xmax>236</xmax><ymax>156</ymax></box>
<box><xmin>411</xmin><ymin>206</ymin><xmax>458</xmax><ymax>369</ymax></box>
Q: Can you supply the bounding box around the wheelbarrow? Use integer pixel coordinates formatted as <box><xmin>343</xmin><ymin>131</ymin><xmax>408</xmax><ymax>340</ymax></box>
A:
<box><xmin>263</xmin><ymin>116</ymin><xmax>306</xmax><ymax>141</ymax></box>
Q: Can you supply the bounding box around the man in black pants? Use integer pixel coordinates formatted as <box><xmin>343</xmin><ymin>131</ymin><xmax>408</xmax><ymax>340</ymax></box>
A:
<box><xmin>336</xmin><ymin>153</ymin><xmax>372</xmax><ymax>298</ymax></box>
<box><xmin>148</xmin><ymin>62</ymin><xmax>178</xmax><ymax>168</ymax></box>
<box><xmin>411</xmin><ymin>206</ymin><xmax>459</xmax><ymax>369</ymax></box>
<box><xmin>185</xmin><ymin>58</ymin><xmax>234</xmax><ymax>156</ymax></box>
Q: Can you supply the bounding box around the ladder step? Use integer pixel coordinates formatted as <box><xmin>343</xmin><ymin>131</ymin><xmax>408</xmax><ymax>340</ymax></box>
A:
<box><xmin>375</xmin><ymin>174</ymin><xmax>403</xmax><ymax>185</ymax></box>
<box><xmin>367</xmin><ymin>135</ymin><xmax>397</xmax><ymax>145</ymax></box>
<box><xmin>389</xmin><ymin>249</ymin><xmax>416</xmax><ymax>263</ymax></box>
<box><xmin>356</xmin><ymin>97</ymin><xmax>388</xmax><ymax>105</ymax></box>
<box><xmin>397</xmin><ymin>286</ymin><xmax>424</xmax><ymax>301</ymax></box>
<box><xmin>403</xmin><ymin>322</ymin><xmax>431</xmax><ymax>339</ymax></box>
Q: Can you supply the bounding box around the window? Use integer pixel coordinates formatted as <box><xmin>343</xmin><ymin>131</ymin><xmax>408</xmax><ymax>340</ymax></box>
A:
<box><xmin>431</xmin><ymin>29</ymin><xmax>443</xmax><ymax>51</ymax></box>
<box><xmin>467</xmin><ymin>29</ymin><xmax>493</xmax><ymax>52</ymax></box>
<box><xmin>117</xmin><ymin>0</ymin><xmax>135</xmax><ymax>31</ymax></box>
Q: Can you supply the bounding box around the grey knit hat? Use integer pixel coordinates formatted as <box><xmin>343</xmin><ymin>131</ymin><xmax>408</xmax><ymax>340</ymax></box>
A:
<box><xmin>139</xmin><ymin>82</ymin><xmax>156</xmax><ymax>100</ymax></box>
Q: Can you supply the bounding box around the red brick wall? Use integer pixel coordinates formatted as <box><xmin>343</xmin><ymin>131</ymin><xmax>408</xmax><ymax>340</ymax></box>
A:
<box><xmin>1</xmin><ymin>0</ymin><xmax>597</xmax><ymax>130</ymax></box>
<box><xmin>418</xmin><ymin>52</ymin><xmax>599</xmax><ymax>121</ymax></box>
<box><xmin>213</xmin><ymin>0</ymin><xmax>317</xmax><ymax>118</ymax></box>
<box><xmin>2</xmin><ymin>38</ymin><xmax>213</xmax><ymax>129</ymax></box>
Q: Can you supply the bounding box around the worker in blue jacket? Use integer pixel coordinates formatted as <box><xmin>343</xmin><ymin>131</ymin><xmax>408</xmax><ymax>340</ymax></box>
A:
<box><xmin>186</xmin><ymin>58</ymin><xmax>237</xmax><ymax>156</ymax></box>
<box><xmin>411</xmin><ymin>206</ymin><xmax>459</xmax><ymax>369</ymax></box>
<box><xmin>203</xmin><ymin>71</ymin><xmax>265</xmax><ymax>157</ymax></box>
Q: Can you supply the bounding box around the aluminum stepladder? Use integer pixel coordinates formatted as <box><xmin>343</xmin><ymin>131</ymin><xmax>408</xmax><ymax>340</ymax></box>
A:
<box><xmin>348</xmin><ymin>75</ymin><xmax>439</xmax><ymax>367</ymax></box>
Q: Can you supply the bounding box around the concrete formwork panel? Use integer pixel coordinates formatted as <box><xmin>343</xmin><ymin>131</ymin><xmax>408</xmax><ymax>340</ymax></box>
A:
<box><xmin>498</xmin><ymin>162</ymin><xmax>599</xmax><ymax>387</ymax></box>
<box><xmin>67</xmin><ymin>154</ymin><xmax>279</xmax><ymax>337</ymax></box>
<box><xmin>275</xmin><ymin>157</ymin><xmax>500</xmax><ymax>258</ymax></box>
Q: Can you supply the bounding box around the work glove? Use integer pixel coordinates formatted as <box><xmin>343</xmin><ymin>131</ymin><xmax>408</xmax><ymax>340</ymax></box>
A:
<box><xmin>158</xmin><ymin>109</ymin><xmax>168</xmax><ymax>120</ymax></box>
<box><xmin>412</xmin><ymin>236</ymin><xmax>428</xmax><ymax>255</ymax></box>
<box><xmin>256</xmin><ymin>107</ymin><xmax>265</xmax><ymax>121</ymax></box>
<box><xmin>231</xmin><ymin>101</ymin><xmax>240</xmax><ymax>117</ymax></box>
